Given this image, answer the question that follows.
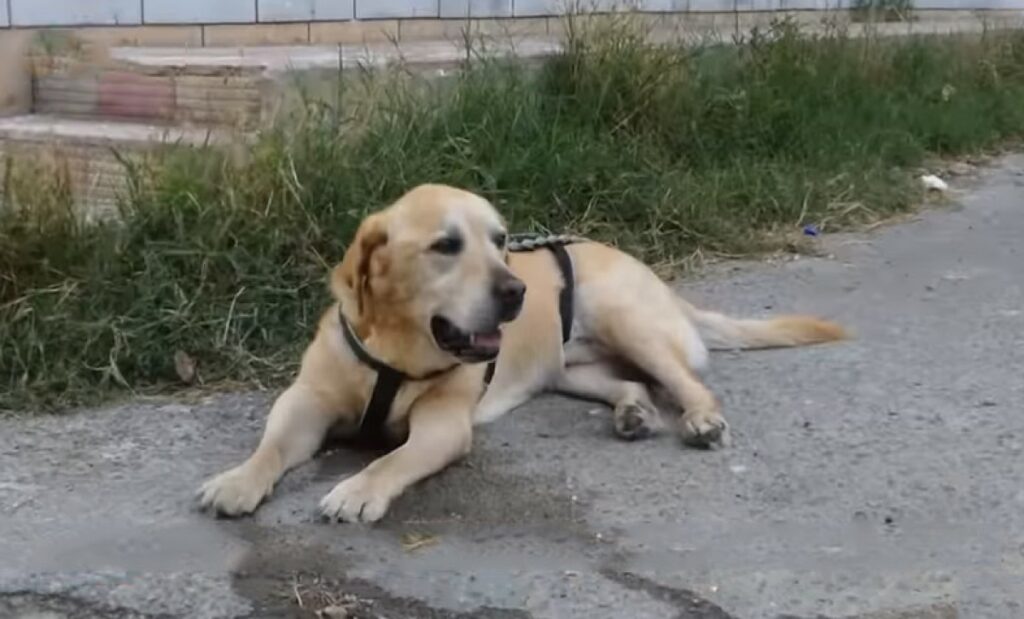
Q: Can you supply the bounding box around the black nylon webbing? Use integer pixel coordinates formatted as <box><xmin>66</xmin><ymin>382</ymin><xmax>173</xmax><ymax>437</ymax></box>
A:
<box><xmin>483</xmin><ymin>356</ymin><xmax>498</xmax><ymax>385</ymax></box>
<box><xmin>340</xmin><ymin>307</ymin><xmax>454</xmax><ymax>442</ymax></box>
<box><xmin>484</xmin><ymin>242</ymin><xmax>575</xmax><ymax>386</ymax></box>
<box><xmin>340</xmin><ymin>306</ymin><xmax>394</xmax><ymax>375</ymax></box>
<box><xmin>549</xmin><ymin>243</ymin><xmax>575</xmax><ymax>344</ymax></box>
<box><xmin>360</xmin><ymin>367</ymin><xmax>405</xmax><ymax>443</ymax></box>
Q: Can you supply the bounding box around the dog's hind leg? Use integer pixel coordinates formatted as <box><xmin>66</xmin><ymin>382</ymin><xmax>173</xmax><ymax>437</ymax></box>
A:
<box><xmin>555</xmin><ymin>362</ymin><xmax>660</xmax><ymax>441</ymax></box>
<box><xmin>575</xmin><ymin>270</ymin><xmax>729</xmax><ymax>448</ymax></box>
<box><xmin>473</xmin><ymin>386</ymin><xmax>535</xmax><ymax>425</ymax></box>
<box><xmin>594</xmin><ymin>314</ymin><xmax>728</xmax><ymax>448</ymax></box>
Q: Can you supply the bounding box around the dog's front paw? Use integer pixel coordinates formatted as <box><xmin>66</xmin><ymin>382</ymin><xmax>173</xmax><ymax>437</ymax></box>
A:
<box><xmin>197</xmin><ymin>465</ymin><xmax>274</xmax><ymax>517</ymax></box>
<box><xmin>679</xmin><ymin>408</ymin><xmax>730</xmax><ymax>449</ymax></box>
<box><xmin>320</xmin><ymin>473</ymin><xmax>393</xmax><ymax>523</ymax></box>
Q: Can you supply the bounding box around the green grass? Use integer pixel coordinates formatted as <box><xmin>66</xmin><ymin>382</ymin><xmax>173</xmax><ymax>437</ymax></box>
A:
<box><xmin>850</xmin><ymin>0</ymin><xmax>915</xmax><ymax>23</ymax></box>
<box><xmin>3</xmin><ymin>19</ymin><xmax>1024</xmax><ymax>412</ymax></box>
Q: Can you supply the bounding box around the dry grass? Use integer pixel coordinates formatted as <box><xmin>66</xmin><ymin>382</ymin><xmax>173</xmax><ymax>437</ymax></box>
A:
<box><xmin>3</xmin><ymin>19</ymin><xmax>1024</xmax><ymax>411</ymax></box>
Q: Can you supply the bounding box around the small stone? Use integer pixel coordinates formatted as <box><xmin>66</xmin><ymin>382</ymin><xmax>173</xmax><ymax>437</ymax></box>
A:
<box><xmin>948</xmin><ymin>161</ymin><xmax>976</xmax><ymax>176</ymax></box>
<box><xmin>317</xmin><ymin>605</ymin><xmax>351</xmax><ymax>619</ymax></box>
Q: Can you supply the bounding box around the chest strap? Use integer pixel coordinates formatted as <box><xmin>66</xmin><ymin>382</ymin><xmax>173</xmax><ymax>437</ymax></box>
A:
<box><xmin>339</xmin><ymin>308</ymin><xmax>455</xmax><ymax>443</ymax></box>
<box><xmin>484</xmin><ymin>237</ymin><xmax>578</xmax><ymax>385</ymax></box>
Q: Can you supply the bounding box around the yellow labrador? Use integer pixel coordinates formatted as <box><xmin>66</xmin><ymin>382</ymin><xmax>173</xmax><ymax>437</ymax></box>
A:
<box><xmin>198</xmin><ymin>184</ymin><xmax>846</xmax><ymax>522</ymax></box>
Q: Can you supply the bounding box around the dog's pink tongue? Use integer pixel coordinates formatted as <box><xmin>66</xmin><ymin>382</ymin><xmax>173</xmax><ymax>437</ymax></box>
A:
<box><xmin>471</xmin><ymin>332</ymin><xmax>502</xmax><ymax>349</ymax></box>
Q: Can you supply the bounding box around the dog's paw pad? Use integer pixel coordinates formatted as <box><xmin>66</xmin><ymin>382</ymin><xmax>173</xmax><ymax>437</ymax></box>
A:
<box><xmin>613</xmin><ymin>403</ymin><xmax>657</xmax><ymax>441</ymax></box>
<box><xmin>197</xmin><ymin>466</ymin><xmax>272</xmax><ymax>517</ymax></box>
<box><xmin>320</xmin><ymin>474</ymin><xmax>392</xmax><ymax>524</ymax></box>
<box><xmin>680</xmin><ymin>409</ymin><xmax>730</xmax><ymax>449</ymax></box>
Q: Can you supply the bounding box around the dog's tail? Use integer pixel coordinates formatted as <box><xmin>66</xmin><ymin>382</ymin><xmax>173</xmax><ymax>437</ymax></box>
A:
<box><xmin>678</xmin><ymin>299</ymin><xmax>848</xmax><ymax>350</ymax></box>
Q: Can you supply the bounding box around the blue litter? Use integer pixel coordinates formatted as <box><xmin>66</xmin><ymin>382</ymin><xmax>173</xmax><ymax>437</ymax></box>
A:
<box><xmin>802</xmin><ymin>224</ymin><xmax>819</xmax><ymax>237</ymax></box>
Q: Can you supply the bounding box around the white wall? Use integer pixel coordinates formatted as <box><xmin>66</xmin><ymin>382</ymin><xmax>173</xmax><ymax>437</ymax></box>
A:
<box><xmin>9</xmin><ymin>0</ymin><xmax>142</xmax><ymax>26</ymax></box>
<box><xmin>258</xmin><ymin>1</ymin><xmax>355</xmax><ymax>22</ymax></box>
<box><xmin>2</xmin><ymin>0</ymin><xmax>1023</xmax><ymax>27</ymax></box>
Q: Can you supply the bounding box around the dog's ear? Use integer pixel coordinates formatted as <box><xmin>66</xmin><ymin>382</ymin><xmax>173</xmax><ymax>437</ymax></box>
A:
<box><xmin>332</xmin><ymin>212</ymin><xmax>389</xmax><ymax>317</ymax></box>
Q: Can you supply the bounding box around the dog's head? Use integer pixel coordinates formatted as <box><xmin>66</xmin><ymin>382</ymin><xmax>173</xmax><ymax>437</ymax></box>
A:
<box><xmin>332</xmin><ymin>184</ymin><xmax>526</xmax><ymax>364</ymax></box>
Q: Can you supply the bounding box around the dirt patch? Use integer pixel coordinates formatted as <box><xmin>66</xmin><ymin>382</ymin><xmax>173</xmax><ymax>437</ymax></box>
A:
<box><xmin>0</xmin><ymin>592</ymin><xmax>173</xmax><ymax>619</ymax></box>
<box><xmin>228</xmin><ymin>525</ymin><xmax>531</xmax><ymax>618</ymax></box>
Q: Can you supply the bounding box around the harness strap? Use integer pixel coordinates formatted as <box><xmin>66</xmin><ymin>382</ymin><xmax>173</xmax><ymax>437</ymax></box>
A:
<box><xmin>339</xmin><ymin>307</ymin><xmax>455</xmax><ymax>442</ymax></box>
<box><xmin>361</xmin><ymin>367</ymin><xmax>405</xmax><ymax>443</ymax></box>
<box><xmin>550</xmin><ymin>243</ymin><xmax>575</xmax><ymax>343</ymax></box>
<box><xmin>484</xmin><ymin>242</ymin><xmax>575</xmax><ymax>385</ymax></box>
<box><xmin>340</xmin><ymin>306</ymin><xmax>396</xmax><ymax>375</ymax></box>
<box><xmin>483</xmin><ymin>355</ymin><xmax>498</xmax><ymax>385</ymax></box>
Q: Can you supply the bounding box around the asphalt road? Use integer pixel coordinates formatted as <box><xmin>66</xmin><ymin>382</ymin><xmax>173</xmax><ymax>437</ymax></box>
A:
<box><xmin>2</xmin><ymin>155</ymin><xmax>1023</xmax><ymax>619</ymax></box>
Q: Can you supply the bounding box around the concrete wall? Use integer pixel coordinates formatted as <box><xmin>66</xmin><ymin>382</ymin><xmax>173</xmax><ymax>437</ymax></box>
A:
<box><xmin>1</xmin><ymin>0</ymin><xmax>1023</xmax><ymax>27</ymax></box>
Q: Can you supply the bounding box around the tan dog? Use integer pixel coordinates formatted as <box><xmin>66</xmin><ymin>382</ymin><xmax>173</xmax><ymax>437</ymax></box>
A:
<box><xmin>198</xmin><ymin>184</ymin><xmax>846</xmax><ymax>522</ymax></box>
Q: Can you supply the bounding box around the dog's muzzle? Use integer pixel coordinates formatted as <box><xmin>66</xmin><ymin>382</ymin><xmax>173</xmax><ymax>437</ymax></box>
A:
<box><xmin>494</xmin><ymin>276</ymin><xmax>526</xmax><ymax>322</ymax></box>
<box><xmin>431</xmin><ymin>275</ymin><xmax>526</xmax><ymax>362</ymax></box>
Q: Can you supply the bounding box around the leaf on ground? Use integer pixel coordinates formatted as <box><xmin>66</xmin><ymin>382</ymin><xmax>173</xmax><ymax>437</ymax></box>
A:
<box><xmin>401</xmin><ymin>531</ymin><xmax>440</xmax><ymax>553</ymax></box>
<box><xmin>173</xmin><ymin>350</ymin><xmax>197</xmax><ymax>384</ymax></box>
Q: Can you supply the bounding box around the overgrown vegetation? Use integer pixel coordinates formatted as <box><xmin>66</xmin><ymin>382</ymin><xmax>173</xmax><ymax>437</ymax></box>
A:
<box><xmin>3</xmin><ymin>19</ymin><xmax>1024</xmax><ymax>411</ymax></box>
<box><xmin>850</xmin><ymin>0</ymin><xmax>915</xmax><ymax>23</ymax></box>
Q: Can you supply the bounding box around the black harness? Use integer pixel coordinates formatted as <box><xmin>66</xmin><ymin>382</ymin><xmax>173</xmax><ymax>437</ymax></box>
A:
<box><xmin>338</xmin><ymin>310</ymin><xmax>458</xmax><ymax>444</ymax></box>
<box><xmin>483</xmin><ymin>234</ymin><xmax>577</xmax><ymax>384</ymax></box>
<box><xmin>343</xmin><ymin>233</ymin><xmax>580</xmax><ymax>443</ymax></box>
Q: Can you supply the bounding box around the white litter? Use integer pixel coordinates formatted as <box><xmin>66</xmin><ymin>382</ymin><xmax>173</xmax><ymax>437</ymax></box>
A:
<box><xmin>920</xmin><ymin>174</ymin><xmax>949</xmax><ymax>192</ymax></box>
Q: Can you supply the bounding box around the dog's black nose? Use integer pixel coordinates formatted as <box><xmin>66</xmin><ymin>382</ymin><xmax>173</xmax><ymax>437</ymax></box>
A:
<box><xmin>494</xmin><ymin>277</ymin><xmax>526</xmax><ymax>321</ymax></box>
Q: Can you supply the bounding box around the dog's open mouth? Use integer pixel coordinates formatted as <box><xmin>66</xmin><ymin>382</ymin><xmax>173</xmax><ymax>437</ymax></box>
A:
<box><xmin>430</xmin><ymin>316</ymin><xmax>502</xmax><ymax>362</ymax></box>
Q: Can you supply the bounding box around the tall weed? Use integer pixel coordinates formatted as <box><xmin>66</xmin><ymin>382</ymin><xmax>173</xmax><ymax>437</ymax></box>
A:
<box><xmin>3</xmin><ymin>21</ymin><xmax>1024</xmax><ymax>410</ymax></box>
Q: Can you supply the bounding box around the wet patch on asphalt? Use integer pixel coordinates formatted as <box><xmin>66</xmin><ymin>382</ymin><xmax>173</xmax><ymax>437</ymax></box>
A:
<box><xmin>0</xmin><ymin>591</ymin><xmax>174</xmax><ymax>619</ymax></box>
<box><xmin>216</xmin><ymin>429</ymin><xmax>608</xmax><ymax>618</ymax></box>
<box><xmin>308</xmin><ymin>435</ymin><xmax>595</xmax><ymax>543</ymax></box>
<box><xmin>777</xmin><ymin>602</ymin><xmax>959</xmax><ymax>619</ymax></box>
<box><xmin>227</xmin><ymin>523</ymin><xmax>533</xmax><ymax>618</ymax></box>
<box><xmin>598</xmin><ymin>569</ymin><xmax>738</xmax><ymax>619</ymax></box>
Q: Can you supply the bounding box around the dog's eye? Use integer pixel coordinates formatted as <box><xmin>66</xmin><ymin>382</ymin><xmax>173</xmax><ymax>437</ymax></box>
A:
<box><xmin>492</xmin><ymin>233</ymin><xmax>507</xmax><ymax>250</ymax></box>
<box><xmin>430</xmin><ymin>236</ymin><xmax>463</xmax><ymax>255</ymax></box>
